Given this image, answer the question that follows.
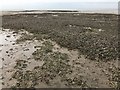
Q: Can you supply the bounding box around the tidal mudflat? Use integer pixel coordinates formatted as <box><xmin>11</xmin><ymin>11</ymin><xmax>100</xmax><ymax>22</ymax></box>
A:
<box><xmin>0</xmin><ymin>11</ymin><xmax>119</xmax><ymax>88</ymax></box>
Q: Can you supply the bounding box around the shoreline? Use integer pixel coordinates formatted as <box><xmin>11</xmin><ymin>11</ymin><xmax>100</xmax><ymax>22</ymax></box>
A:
<box><xmin>0</xmin><ymin>10</ymin><xmax>118</xmax><ymax>16</ymax></box>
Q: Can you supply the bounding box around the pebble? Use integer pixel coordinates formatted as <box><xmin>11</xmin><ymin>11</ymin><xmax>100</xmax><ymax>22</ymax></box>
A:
<box><xmin>12</xmin><ymin>43</ymin><xmax>15</xmax><ymax>45</ymax></box>
<box><xmin>23</xmin><ymin>48</ymin><xmax>29</xmax><ymax>51</ymax></box>
<box><xmin>2</xmin><ymin>58</ymin><xmax>4</xmax><ymax>61</ymax></box>
<box><xmin>9</xmin><ymin>48</ymin><xmax>13</xmax><ymax>51</ymax></box>
<box><xmin>6</xmin><ymin>51</ymin><xmax>9</xmax><ymax>53</ymax></box>
<box><xmin>6</xmin><ymin>35</ymin><xmax>11</xmax><ymax>38</ymax></box>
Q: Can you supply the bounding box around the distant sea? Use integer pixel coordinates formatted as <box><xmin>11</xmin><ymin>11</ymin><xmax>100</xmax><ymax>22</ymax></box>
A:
<box><xmin>0</xmin><ymin>2</ymin><xmax>119</xmax><ymax>14</ymax></box>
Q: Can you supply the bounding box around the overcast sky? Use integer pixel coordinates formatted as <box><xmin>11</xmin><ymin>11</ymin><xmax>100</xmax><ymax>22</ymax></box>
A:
<box><xmin>0</xmin><ymin>0</ymin><xmax>119</xmax><ymax>11</ymax></box>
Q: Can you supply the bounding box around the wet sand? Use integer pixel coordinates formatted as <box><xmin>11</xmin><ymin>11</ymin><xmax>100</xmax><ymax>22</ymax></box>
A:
<box><xmin>0</xmin><ymin>29</ymin><xmax>43</xmax><ymax>87</ymax></box>
<box><xmin>0</xmin><ymin>28</ymin><xmax>118</xmax><ymax>88</ymax></box>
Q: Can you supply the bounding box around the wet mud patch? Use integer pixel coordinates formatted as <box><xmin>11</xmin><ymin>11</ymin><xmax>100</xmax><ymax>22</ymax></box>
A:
<box><xmin>0</xmin><ymin>28</ymin><xmax>43</xmax><ymax>88</ymax></box>
<box><xmin>0</xmin><ymin>28</ymin><xmax>119</xmax><ymax>88</ymax></box>
<box><xmin>2</xmin><ymin>13</ymin><xmax>118</xmax><ymax>61</ymax></box>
